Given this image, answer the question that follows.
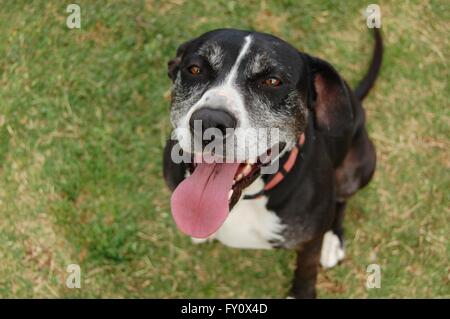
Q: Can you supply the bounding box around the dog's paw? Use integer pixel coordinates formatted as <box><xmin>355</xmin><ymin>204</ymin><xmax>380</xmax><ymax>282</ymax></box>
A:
<box><xmin>320</xmin><ymin>231</ymin><xmax>345</xmax><ymax>269</ymax></box>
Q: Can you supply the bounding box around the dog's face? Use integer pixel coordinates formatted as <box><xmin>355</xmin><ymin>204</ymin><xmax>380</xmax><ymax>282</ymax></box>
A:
<box><xmin>169</xmin><ymin>29</ymin><xmax>309</xmax><ymax>162</ymax></box>
<box><xmin>167</xmin><ymin>29</ymin><xmax>353</xmax><ymax>238</ymax></box>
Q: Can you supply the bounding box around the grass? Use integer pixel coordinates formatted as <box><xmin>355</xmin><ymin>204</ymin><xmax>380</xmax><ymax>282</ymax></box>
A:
<box><xmin>0</xmin><ymin>0</ymin><xmax>448</xmax><ymax>298</ymax></box>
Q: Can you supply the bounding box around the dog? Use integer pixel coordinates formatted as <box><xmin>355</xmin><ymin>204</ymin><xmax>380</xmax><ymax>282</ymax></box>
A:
<box><xmin>163</xmin><ymin>27</ymin><xmax>382</xmax><ymax>298</ymax></box>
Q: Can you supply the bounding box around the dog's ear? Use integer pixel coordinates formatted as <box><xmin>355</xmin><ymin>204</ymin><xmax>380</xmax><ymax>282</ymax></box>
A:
<box><xmin>168</xmin><ymin>40</ymin><xmax>192</xmax><ymax>82</ymax></box>
<box><xmin>307</xmin><ymin>55</ymin><xmax>354</xmax><ymax>135</ymax></box>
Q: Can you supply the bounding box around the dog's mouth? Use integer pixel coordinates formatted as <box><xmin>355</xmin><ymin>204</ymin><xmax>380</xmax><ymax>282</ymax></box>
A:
<box><xmin>189</xmin><ymin>158</ymin><xmax>263</xmax><ymax>208</ymax></box>
<box><xmin>170</xmin><ymin>144</ymin><xmax>284</xmax><ymax>239</ymax></box>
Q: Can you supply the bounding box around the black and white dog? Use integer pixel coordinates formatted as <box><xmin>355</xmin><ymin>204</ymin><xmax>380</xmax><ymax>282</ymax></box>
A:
<box><xmin>163</xmin><ymin>28</ymin><xmax>382</xmax><ymax>298</ymax></box>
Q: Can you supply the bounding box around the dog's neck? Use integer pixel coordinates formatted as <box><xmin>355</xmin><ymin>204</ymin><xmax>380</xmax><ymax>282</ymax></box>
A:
<box><xmin>262</xmin><ymin>112</ymin><xmax>316</xmax><ymax>210</ymax></box>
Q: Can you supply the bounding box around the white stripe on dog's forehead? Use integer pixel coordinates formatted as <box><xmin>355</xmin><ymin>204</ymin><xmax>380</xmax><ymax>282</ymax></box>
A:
<box><xmin>224</xmin><ymin>35</ymin><xmax>252</xmax><ymax>84</ymax></box>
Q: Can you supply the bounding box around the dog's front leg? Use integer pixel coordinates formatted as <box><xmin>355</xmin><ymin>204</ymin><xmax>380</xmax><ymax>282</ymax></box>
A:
<box><xmin>290</xmin><ymin>235</ymin><xmax>324</xmax><ymax>299</ymax></box>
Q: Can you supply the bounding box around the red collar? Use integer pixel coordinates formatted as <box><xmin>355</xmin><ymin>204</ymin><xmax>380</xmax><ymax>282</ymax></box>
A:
<box><xmin>243</xmin><ymin>133</ymin><xmax>306</xmax><ymax>200</ymax></box>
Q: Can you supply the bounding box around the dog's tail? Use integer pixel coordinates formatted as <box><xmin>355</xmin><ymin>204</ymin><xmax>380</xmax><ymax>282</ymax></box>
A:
<box><xmin>354</xmin><ymin>28</ymin><xmax>383</xmax><ymax>101</ymax></box>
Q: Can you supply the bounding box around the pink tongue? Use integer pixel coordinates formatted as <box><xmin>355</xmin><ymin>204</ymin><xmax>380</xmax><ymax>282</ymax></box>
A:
<box><xmin>171</xmin><ymin>162</ymin><xmax>240</xmax><ymax>238</ymax></box>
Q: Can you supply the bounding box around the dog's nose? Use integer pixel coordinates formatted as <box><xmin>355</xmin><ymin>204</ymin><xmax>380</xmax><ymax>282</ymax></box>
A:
<box><xmin>189</xmin><ymin>108</ymin><xmax>237</xmax><ymax>137</ymax></box>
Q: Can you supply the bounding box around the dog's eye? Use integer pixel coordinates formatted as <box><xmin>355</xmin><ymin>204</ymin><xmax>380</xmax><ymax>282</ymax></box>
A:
<box><xmin>188</xmin><ymin>65</ymin><xmax>202</xmax><ymax>75</ymax></box>
<box><xmin>263</xmin><ymin>77</ymin><xmax>282</xmax><ymax>87</ymax></box>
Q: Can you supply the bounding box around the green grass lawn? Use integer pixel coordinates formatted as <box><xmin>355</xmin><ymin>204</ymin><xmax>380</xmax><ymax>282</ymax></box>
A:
<box><xmin>0</xmin><ymin>0</ymin><xmax>448</xmax><ymax>298</ymax></box>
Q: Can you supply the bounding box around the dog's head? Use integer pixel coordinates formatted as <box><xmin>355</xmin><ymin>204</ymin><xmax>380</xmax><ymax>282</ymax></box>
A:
<box><xmin>167</xmin><ymin>29</ymin><xmax>353</xmax><ymax>238</ymax></box>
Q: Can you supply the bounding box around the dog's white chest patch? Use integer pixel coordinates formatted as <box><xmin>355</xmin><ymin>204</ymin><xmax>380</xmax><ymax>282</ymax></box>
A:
<box><xmin>195</xmin><ymin>178</ymin><xmax>285</xmax><ymax>249</ymax></box>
